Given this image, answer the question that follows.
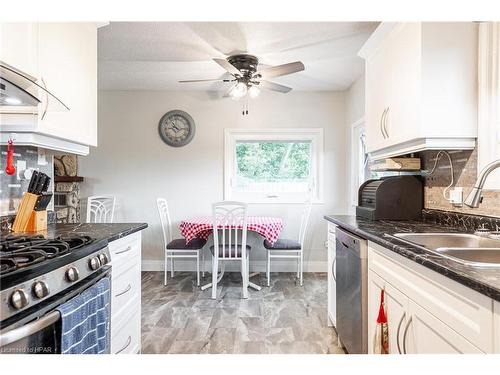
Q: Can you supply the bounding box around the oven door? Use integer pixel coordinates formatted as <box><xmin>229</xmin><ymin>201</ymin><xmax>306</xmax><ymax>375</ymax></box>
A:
<box><xmin>0</xmin><ymin>266</ymin><xmax>111</xmax><ymax>354</ymax></box>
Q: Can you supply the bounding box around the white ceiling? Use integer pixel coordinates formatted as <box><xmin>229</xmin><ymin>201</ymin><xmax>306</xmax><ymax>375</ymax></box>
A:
<box><xmin>98</xmin><ymin>22</ymin><xmax>379</xmax><ymax>92</ymax></box>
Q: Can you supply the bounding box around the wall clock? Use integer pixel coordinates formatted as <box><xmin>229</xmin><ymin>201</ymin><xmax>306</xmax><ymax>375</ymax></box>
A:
<box><xmin>158</xmin><ymin>110</ymin><xmax>196</xmax><ymax>147</ymax></box>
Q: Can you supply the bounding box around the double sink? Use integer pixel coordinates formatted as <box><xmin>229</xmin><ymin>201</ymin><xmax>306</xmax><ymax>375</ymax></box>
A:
<box><xmin>391</xmin><ymin>232</ymin><xmax>500</xmax><ymax>268</ymax></box>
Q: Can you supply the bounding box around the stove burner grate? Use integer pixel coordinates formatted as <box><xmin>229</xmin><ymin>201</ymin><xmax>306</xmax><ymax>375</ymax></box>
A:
<box><xmin>0</xmin><ymin>234</ymin><xmax>96</xmax><ymax>276</ymax></box>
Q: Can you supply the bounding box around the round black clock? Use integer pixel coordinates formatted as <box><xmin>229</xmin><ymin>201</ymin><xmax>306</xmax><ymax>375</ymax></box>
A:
<box><xmin>158</xmin><ymin>110</ymin><xmax>196</xmax><ymax>147</ymax></box>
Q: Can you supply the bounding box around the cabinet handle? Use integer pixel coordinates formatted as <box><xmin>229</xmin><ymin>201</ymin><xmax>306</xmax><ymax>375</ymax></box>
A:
<box><xmin>115</xmin><ymin>284</ymin><xmax>131</xmax><ymax>297</ymax></box>
<box><xmin>396</xmin><ymin>312</ymin><xmax>406</xmax><ymax>354</ymax></box>
<box><xmin>402</xmin><ymin>316</ymin><xmax>413</xmax><ymax>354</ymax></box>
<box><xmin>115</xmin><ymin>245</ymin><xmax>133</xmax><ymax>255</ymax></box>
<box><xmin>380</xmin><ymin>108</ymin><xmax>388</xmax><ymax>139</ymax></box>
<box><xmin>332</xmin><ymin>258</ymin><xmax>336</xmax><ymax>282</ymax></box>
<box><xmin>41</xmin><ymin>77</ymin><xmax>49</xmax><ymax>120</ymax></box>
<box><xmin>115</xmin><ymin>335</ymin><xmax>132</xmax><ymax>354</ymax></box>
<box><xmin>384</xmin><ymin>107</ymin><xmax>390</xmax><ymax>138</ymax></box>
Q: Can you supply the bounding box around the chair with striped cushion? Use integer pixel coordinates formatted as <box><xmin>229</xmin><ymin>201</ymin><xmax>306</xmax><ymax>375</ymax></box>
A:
<box><xmin>157</xmin><ymin>198</ymin><xmax>207</xmax><ymax>286</ymax></box>
<box><xmin>264</xmin><ymin>201</ymin><xmax>312</xmax><ymax>286</ymax></box>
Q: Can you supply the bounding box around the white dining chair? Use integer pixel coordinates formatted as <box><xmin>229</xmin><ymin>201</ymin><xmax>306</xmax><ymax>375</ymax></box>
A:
<box><xmin>264</xmin><ymin>201</ymin><xmax>312</xmax><ymax>286</ymax></box>
<box><xmin>157</xmin><ymin>198</ymin><xmax>206</xmax><ymax>286</ymax></box>
<box><xmin>210</xmin><ymin>201</ymin><xmax>250</xmax><ymax>299</ymax></box>
<box><xmin>86</xmin><ymin>195</ymin><xmax>116</xmax><ymax>223</ymax></box>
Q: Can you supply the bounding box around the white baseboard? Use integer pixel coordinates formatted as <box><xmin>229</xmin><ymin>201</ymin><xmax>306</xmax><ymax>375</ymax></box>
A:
<box><xmin>141</xmin><ymin>259</ymin><xmax>327</xmax><ymax>273</ymax></box>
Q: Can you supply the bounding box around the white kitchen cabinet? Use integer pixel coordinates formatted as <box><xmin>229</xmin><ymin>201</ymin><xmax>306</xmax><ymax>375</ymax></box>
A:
<box><xmin>327</xmin><ymin>223</ymin><xmax>337</xmax><ymax>327</ymax></box>
<box><xmin>368</xmin><ymin>270</ymin><xmax>409</xmax><ymax>354</ymax></box>
<box><xmin>0</xmin><ymin>22</ymin><xmax>97</xmax><ymax>155</ymax></box>
<box><xmin>36</xmin><ymin>23</ymin><xmax>97</xmax><ymax>147</ymax></box>
<box><xmin>404</xmin><ymin>300</ymin><xmax>482</xmax><ymax>354</ymax></box>
<box><xmin>108</xmin><ymin>231</ymin><xmax>142</xmax><ymax>354</ymax></box>
<box><xmin>495</xmin><ymin>301</ymin><xmax>500</xmax><ymax>353</ymax></box>
<box><xmin>359</xmin><ymin>22</ymin><xmax>477</xmax><ymax>160</ymax></box>
<box><xmin>368</xmin><ymin>242</ymin><xmax>493</xmax><ymax>354</ymax></box>
<box><xmin>0</xmin><ymin>23</ymin><xmax>38</xmax><ymax>78</ymax></box>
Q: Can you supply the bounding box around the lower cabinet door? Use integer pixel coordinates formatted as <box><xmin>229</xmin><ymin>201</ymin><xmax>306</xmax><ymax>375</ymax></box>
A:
<box><xmin>368</xmin><ymin>270</ymin><xmax>409</xmax><ymax>354</ymax></box>
<box><xmin>404</xmin><ymin>301</ymin><xmax>483</xmax><ymax>354</ymax></box>
<box><xmin>111</xmin><ymin>307</ymin><xmax>141</xmax><ymax>354</ymax></box>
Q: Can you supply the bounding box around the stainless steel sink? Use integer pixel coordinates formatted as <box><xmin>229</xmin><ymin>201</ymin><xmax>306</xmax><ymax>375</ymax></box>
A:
<box><xmin>392</xmin><ymin>233</ymin><xmax>500</xmax><ymax>267</ymax></box>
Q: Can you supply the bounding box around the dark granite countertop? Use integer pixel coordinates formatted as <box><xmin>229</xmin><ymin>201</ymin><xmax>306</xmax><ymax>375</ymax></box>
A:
<box><xmin>1</xmin><ymin>223</ymin><xmax>148</xmax><ymax>244</ymax></box>
<box><xmin>324</xmin><ymin>215</ymin><xmax>500</xmax><ymax>302</ymax></box>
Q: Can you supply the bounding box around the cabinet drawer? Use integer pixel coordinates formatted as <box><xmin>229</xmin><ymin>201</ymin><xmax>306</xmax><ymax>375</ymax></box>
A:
<box><xmin>368</xmin><ymin>242</ymin><xmax>494</xmax><ymax>353</ymax></box>
<box><xmin>111</xmin><ymin>262</ymin><xmax>141</xmax><ymax>321</ymax></box>
<box><xmin>108</xmin><ymin>232</ymin><xmax>141</xmax><ymax>269</ymax></box>
<box><xmin>111</xmin><ymin>307</ymin><xmax>140</xmax><ymax>354</ymax></box>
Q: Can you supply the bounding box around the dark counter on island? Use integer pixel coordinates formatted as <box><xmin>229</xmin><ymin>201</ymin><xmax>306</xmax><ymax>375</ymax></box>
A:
<box><xmin>324</xmin><ymin>214</ymin><xmax>500</xmax><ymax>302</ymax></box>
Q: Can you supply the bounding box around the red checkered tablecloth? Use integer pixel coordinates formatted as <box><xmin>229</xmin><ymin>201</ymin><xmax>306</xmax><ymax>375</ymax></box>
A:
<box><xmin>180</xmin><ymin>216</ymin><xmax>284</xmax><ymax>245</ymax></box>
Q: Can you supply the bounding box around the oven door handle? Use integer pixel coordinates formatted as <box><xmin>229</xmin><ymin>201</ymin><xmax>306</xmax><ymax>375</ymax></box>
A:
<box><xmin>0</xmin><ymin>310</ymin><xmax>60</xmax><ymax>348</ymax></box>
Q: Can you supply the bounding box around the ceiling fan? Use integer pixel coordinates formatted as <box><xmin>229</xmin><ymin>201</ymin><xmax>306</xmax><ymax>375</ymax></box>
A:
<box><xmin>178</xmin><ymin>54</ymin><xmax>305</xmax><ymax>99</ymax></box>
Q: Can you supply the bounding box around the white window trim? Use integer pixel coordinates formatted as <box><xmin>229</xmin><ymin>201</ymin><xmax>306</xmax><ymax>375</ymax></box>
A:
<box><xmin>224</xmin><ymin>128</ymin><xmax>324</xmax><ymax>204</ymax></box>
<box><xmin>349</xmin><ymin>118</ymin><xmax>366</xmax><ymax>213</ymax></box>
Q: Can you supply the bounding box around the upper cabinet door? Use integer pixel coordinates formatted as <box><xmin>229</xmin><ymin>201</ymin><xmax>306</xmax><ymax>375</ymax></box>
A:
<box><xmin>387</xmin><ymin>23</ymin><xmax>422</xmax><ymax>144</ymax></box>
<box><xmin>404</xmin><ymin>300</ymin><xmax>483</xmax><ymax>354</ymax></box>
<box><xmin>37</xmin><ymin>23</ymin><xmax>97</xmax><ymax>147</ymax></box>
<box><xmin>0</xmin><ymin>23</ymin><xmax>38</xmax><ymax>78</ymax></box>
<box><xmin>364</xmin><ymin>37</ymin><xmax>391</xmax><ymax>153</ymax></box>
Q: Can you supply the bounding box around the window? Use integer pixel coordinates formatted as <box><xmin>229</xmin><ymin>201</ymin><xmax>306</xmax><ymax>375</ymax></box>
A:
<box><xmin>349</xmin><ymin>119</ymin><xmax>369</xmax><ymax>211</ymax></box>
<box><xmin>224</xmin><ymin>129</ymin><xmax>323</xmax><ymax>203</ymax></box>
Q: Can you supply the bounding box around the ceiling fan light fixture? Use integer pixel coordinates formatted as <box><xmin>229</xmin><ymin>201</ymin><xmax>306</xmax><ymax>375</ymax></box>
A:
<box><xmin>248</xmin><ymin>85</ymin><xmax>260</xmax><ymax>98</ymax></box>
<box><xmin>230</xmin><ymin>81</ymin><xmax>248</xmax><ymax>99</ymax></box>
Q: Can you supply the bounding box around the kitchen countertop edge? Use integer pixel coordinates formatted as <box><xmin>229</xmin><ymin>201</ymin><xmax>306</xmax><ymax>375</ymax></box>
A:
<box><xmin>324</xmin><ymin>215</ymin><xmax>500</xmax><ymax>302</ymax></box>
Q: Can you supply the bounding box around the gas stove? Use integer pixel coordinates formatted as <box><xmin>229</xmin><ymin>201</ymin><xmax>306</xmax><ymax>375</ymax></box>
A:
<box><xmin>0</xmin><ymin>234</ymin><xmax>110</xmax><ymax>326</ymax></box>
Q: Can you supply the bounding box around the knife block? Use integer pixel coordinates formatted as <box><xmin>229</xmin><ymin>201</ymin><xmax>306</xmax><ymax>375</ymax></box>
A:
<box><xmin>26</xmin><ymin>210</ymin><xmax>48</xmax><ymax>232</ymax></box>
<box><xmin>12</xmin><ymin>193</ymin><xmax>39</xmax><ymax>232</ymax></box>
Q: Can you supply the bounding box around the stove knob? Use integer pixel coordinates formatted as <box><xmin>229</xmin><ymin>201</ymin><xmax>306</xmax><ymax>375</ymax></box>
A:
<box><xmin>89</xmin><ymin>257</ymin><xmax>101</xmax><ymax>271</ymax></box>
<box><xmin>66</xmin><ymin>267</ymin><xmax>80</xmax><ymax>282</ymax></box>
<box><xmin>32</xmin><ymin>281</ymin><xmax>50</xmax><ymax>299</ymax></box>
<box><xmin>98</xmin><ymin>253</ymin><xmax>109</xmax><ymax>265</ymax></box>
<box><xmin>10</xmin><ymin>289</ymin><xmax>30</xmax><ymax>310</ymax></box>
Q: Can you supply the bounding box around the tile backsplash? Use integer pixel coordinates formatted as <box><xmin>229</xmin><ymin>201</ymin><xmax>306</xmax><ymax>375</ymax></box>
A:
<box><xmin>419</xmin><ymin>148</ymin><xmax>500</xmax><ymax>218</ymax></box>
<box><xmin>0</xmin><ymin>146</ymin><xmax>54</xmax><ymax>216</ymax></box>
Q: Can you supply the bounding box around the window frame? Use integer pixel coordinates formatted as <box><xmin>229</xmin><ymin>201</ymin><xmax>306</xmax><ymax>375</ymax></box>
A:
<box><xmin>224</xmin><ymin>128</ymin><xmax>324</xmax><ymax>204</ymax></box>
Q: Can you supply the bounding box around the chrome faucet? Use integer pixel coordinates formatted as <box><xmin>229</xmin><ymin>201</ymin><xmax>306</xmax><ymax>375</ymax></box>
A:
<box><xmin>464</xmin><ymin>159</ymin><xmax>500</xmax><ymax>208</ymax></box>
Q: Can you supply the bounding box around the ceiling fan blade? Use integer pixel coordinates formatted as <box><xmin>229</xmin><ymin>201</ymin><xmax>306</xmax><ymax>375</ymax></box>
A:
<box><xmin>255</xmin><ymin>61</ymin><xmax>305</xmax><ymax>79</ymax></box>
<box><xmin>213</xmin><ymin>58</ymin><xmax>242</xmax><ymax>77</ymax></box>
<box><xmin>259</xmin><ymin>80</ymin><xmax>293</xmax><ymax>93</ymax></box>
<box><xmin>179</xmin><ymin>78</ymin><xmax>231</xmax><ymax>83</ymax></box>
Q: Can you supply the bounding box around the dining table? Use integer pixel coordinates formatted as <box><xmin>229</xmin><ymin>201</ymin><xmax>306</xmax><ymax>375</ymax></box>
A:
<box><xmin>179</xmin><ymin>216</ymin><xmax>284</xmax><ymax>291</ymax></box>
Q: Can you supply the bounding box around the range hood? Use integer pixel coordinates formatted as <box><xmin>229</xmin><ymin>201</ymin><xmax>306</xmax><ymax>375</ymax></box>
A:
<box><xmin>0</xmin><ymin>63</ymin><xmax>69</xmax><ymax>113</ymax></box>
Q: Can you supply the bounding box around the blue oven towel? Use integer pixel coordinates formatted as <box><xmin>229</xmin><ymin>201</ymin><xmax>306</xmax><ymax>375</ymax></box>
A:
<box><xmin>57</xmin><ymin>277</ymin><xmax>110</xmax><ymax>354</ymax></box>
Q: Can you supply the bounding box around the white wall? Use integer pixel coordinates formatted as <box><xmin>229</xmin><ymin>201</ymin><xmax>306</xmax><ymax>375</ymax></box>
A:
<box><xmin>345</xmin><ymin>74</ymin><xmax>365</xmax><ymax>125</ymax></box>
<box><xmin>80</xmin><ymin>90</ymin><xmax>348</xmax><ymax>272</ymax></box>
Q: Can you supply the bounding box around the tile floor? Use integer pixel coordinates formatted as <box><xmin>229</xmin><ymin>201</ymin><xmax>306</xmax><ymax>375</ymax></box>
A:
<box><xmin>141</xmin><ymin>271</ymin><xmax>345</xmax><ymax>354</ymax></box>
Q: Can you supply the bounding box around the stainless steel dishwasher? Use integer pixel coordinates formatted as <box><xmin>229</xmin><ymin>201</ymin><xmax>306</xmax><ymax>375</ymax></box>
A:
<box><xmin>335</xmin><ymin>227</ymin><xmax>368</xmax><ymax>354</ymax></box>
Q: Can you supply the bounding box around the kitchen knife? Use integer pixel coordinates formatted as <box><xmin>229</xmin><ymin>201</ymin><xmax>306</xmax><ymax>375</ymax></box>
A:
<box><xmin>41</xmin><ymin>175</ymin><xmax>51</xmax><ymax>192</ymax></box>
<box><xmin>27</xmin><ymin>170</ymin><xmax>39</xmax><ymax>193</ymax></box>
<box><xmin>34</xmin><ymin>193</ymin><xmax>52</xmax><ymax>211</ymax></box>
<box><xmin>34</xmin><ymin>173</ymin><xmax>47</xmax><ymax>195</ymax></box>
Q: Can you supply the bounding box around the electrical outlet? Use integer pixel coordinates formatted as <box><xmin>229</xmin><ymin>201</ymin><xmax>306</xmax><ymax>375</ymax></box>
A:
<box><xmin>449</xmin><ymin>187</ymin><xmax>463</xmax><ymax>206</ymax></box>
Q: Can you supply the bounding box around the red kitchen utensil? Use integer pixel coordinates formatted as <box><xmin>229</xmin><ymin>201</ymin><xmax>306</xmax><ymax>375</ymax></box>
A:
<box><xmin>373</xmin><ymin>289</ymin><xmax>389</xmax><ymax>354</ymax></box>
<box><xmin>5</xmin><ymin>138</ymin><xmax>16</xmax><ymax>176</ymax></box>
